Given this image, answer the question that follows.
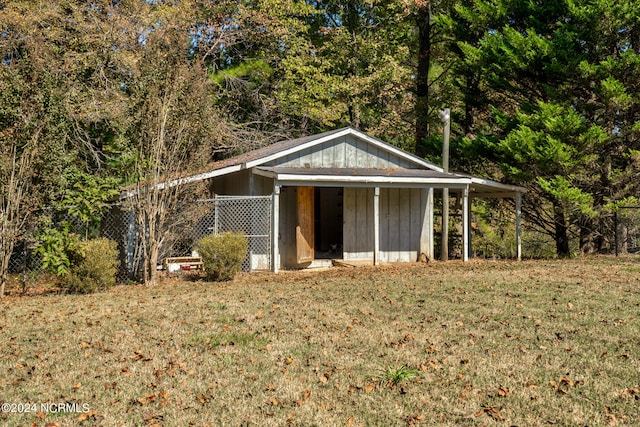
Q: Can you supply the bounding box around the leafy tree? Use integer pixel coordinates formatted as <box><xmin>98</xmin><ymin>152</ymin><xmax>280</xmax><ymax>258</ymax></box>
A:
<box><xmin>452</xmin><ymin>0</ymin><xmax>640</xmax><ymax>256</ymax></box>
<box><xmin>120</xmin><ymin>3</ymin><xmax>223</xmax><ymax>285</ymax></box>
<box><xmin>260</xmin><ymin>0</ymin><xmax>416</xmax><ymax>148</ymax></box>
<box><xmin>0</xmin><ymin>2</ymin><xmax>75</xmax><ymax>295</ymax></box>
<box><xmin>411</xmin><ymin>0</ymin><xmax>460</xmax><ymax>158</ymax></box>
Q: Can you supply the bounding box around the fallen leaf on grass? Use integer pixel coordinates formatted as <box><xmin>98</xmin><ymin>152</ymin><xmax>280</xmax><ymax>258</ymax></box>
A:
<box><xmin>604</xmin><ymin>407</ymin><xmax>619</xmax><ymax>426</ymax></box>
<box><xmin>294</xmin><ymin>389</ymin><xmax>311</xmax><ymax>406</ymax></box>
<box><xmin>77</xmin><ymin>411</ymin><xmax>98</xmax><ymax>423</ymax></box>
<box><xmin>389</xmin><ymin>334</ymin><xmax>414</xmax><ymax>349</ymax></box>
<box><xmin>497</xmin><ymin>386</ymin><xmax>510</xmax><ymax>397</ymax></box>
<box><xmin>473</xmin><ymin>406</ymin><xmax>504</xmax><ymax>421</ymax></box>
<box><xmin>137</xmin><ymin>394</ymin><xmax>157</xmax><ymax>405</ymax></box>
<box><xmin>266</xmin><ymin>397</ymin><xmax>278</xmax><ymax>406</ymax></box>
<box><xmin>550</xmin><ymin>377</ymin><xmax>585</xmax><ymax>394</ymax></box>
<box><xmin>143</xmin><ymin>412</ymin><xmax>164</xmax><ymax>425</ymax></box>
<box><xmin>620</xmin><ymin>387</ymin><xmax>640</xmax><ymax>399</ymax></box>
<box><xmin>403</xmin><ymin>414</ymin><xmax>425</xmax><ymax>426</ymax></box>
<box><xmin>131</xmin><ymin>350</ymin><xmax>152</xmax><ymax>362</ymax></box>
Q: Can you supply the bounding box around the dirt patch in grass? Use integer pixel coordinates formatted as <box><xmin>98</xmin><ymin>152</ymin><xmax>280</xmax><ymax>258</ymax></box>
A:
<box><xmin>1</xmin><ymin>257</ymin><xmax>639</xmax><ymax>426</ymax></box>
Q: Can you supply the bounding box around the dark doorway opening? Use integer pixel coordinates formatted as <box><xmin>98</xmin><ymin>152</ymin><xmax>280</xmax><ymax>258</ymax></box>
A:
<box><xmin>314</xmin><ymin>187</ymin><xmax>344</xmax><ymax>259</ymax></box>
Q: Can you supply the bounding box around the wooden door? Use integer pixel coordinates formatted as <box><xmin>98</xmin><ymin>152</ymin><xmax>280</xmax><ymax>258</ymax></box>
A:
<box><xmin>296</xmin><ymin>186</ymin><xmax>315</xmax><ymax>263</ymax></box>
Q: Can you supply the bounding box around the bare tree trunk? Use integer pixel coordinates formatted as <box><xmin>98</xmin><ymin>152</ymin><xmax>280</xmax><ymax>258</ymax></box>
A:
<box><xmin>415</xmin><ymin>5</ymin><xmax>431</xmax><ymax>158</ymax></box>
<box><xmin>0</xmin><ymin>253</ymin><xmax>11</xmax><ymax>298</ymax></box>
<box><xmin>554</xmin><ymin>202</ymin><xmax>570</xmax><ymax>257</ymax></box>
<box><xmin>579</xmin><ymin>216</ymin><xmax>596</xmax><ymax>255</ymax></box>
<box><xmin>0</xmin><ymin>143</ymin><xmax>35</xmax><ymax>298</ymax></box>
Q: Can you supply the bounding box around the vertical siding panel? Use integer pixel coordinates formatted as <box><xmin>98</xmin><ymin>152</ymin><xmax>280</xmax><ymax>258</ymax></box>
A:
<box><xmin>365</xmin><ymin>187</ymin><xmax>374</xmax><ymax>260</ymax></box>
<box><xmin>322</xmin><ymin>141</ymin><xmax>333</xmax><ymax>167</ymax></box>
<box><xmin>343</xmin><ymin>188</ymin><xmax>356</xmax><ymax>260</ymax></box>
<box><xmin>399</xmin><ymin>189</ymin><xmax>413</xmax><ymax>261</ymax></box>
<box><xmin>410</xmin><ymin>188</ymin><xmax>421</xmax><ymax>261</ymax></box>
<box><xmin>389</xmin><ymin>188</ymin><xmax>401</xmax><ymax>262</ymax></box>
<box><xmin>296</xmin><ymin>151</ymin><xmax>308</xmax><ymax>167</ymax></box>
<box><xmin>309</xmin><ymin>145</ymin><xmax>321</xmax><ymax>167</ymax></box>
<box><xmin>355</xmin><ymin>187</ymin><xmax>368</xmax><ymax>259</ymax></box>
<box><xmin>345</xmin><ymin>136</ymin><xmax>357</xmax><ymax>168</ymax></box>
<box><xmin>335</xmin><ymin>137</ymin><xmax>346</xmax><ymax>168</ymax></box>
<box><xmin>379</xmin><ymin>188</ymin><xmax>389</xmax><ymax>263</ymax></box>
<box><xmin>356</xmin><ymin>139</ymin><xmax>367</xmax><ymax>167</ymax></box>
<box><xmin>367</xmin><ymin>144</ymin><xmax>376</xmax><ymax>168</ymax></box>
<box><xmin>378</xmin><ymin>149</ymin><xmax>390</xmax><ymax>168</ymax></box>
<box><xmin>292</xmin><ymin>152</ymin><xmax>302</xmax><ymax>167</ymax></box>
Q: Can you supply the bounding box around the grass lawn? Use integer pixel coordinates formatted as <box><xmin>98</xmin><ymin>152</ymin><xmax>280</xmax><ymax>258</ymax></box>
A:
<box><xmin>1</xmin><ymin>257</ymin><xmax>639</xmax><ymax>426</ymax></box>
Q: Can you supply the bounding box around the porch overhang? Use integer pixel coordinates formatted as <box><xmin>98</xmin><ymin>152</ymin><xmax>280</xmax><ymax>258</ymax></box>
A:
<box><xmin>468</xmin><ymin>177</ymin><xmax>526</xmax><ymax>198</ymax></box>
<box><xmin>254</xmin><ymin>167</ymin><xmax>472</xmax><ymax>189</ymax></box>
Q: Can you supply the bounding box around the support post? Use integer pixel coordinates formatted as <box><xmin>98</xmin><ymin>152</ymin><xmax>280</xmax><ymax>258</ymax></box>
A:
<box><xmin>272</xmin><ymin>184</ymin><xmax>281</xmax><ymax>273</ymax></box>
<box><xmin>467</xmin><ymin>192</ymin><xmax>473</xmax><ymax>260</ymax></box>
<box><xmin>462</xmin><ymin>186</ymin><xmax>469</xmax><ymax>262</ymax></box>
<box><xmin>439</xmin><ymin>108</ymin><xmax>450</xmax><ymax>261</ymax></box>
<box><xmin>614</xmin><ymin>210</ymin><xmax>618</xmax><ymax>257</ymax></box>
<box><xmin>441</xmin><ymin>188</ymin><xmax>449</xmax><ymax>261</ymax></box>
<box><xmin>420</xmin><ymin>187</ymin><xmax>434</xmax><ymax>261</ymax></box>
<box><xmin>515</xmin><ymin>191</ymin><xmax>522</xmax><ymax>261</ymax></box>
<box><xmin>373</xmin><ymin>187</ymin><xmax>380</xmax><ymax>265</ymax></box>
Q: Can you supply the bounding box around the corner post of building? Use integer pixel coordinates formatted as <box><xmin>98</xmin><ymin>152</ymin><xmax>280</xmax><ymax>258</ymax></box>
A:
<box><xmin>272</xmin><ymin>183</ymin><xmax>281</xmax><ymax>273</ymax></box>
<box><xmin>420</xmin><ymin>187</ymin><xmax>434</xmax><ymax>261</ymax></box>
<box><xmin>373</xmin><ymin>186</ymin><xmax>380</xmax><ymax>266</ymax></box>
<box><xmin>467</xmin><ymin>190</ymin><xmax>473</xmax><ymax>260</ymax></box>
<box><xmin>462</xmin><ymin>185</ymin><xmax>470</xmax><ymax>262</ymax></box>
<box><xmin>515</xmin><ymin>191</ymin><xmax>522</xmax><ymax>261</ymax></box>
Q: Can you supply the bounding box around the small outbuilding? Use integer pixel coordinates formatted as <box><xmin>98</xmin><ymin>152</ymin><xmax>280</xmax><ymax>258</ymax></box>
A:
<box><xmin>171</xmin><ymin>127</ymin><xmax>525</xmax><ymax>272</ymax></box>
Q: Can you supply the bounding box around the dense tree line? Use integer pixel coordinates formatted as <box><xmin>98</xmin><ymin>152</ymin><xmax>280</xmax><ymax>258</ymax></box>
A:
<box><xmin>1</xmin><ymin>0</ymin><xmax>638</xmax><ymax>291</ymax></box>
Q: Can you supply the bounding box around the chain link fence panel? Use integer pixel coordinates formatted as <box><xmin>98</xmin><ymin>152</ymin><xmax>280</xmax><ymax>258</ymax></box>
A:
<box><xmin>101</xmin><ymin>195</ymin><xmax>272</xmax><ymax>281</ymax></box>
<box><xmin>190</xmin><ymin>196</ymin><xmax>272</xmax><ymax>272</ymax></box>
<box><xmin>5</xmin><ymin>195</ymin><xmax>272</xmax><ymax>290</ymax></box>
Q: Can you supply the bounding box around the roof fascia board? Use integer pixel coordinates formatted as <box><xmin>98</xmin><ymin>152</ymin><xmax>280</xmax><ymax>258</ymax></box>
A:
<box><xmin>119</xmin><ymin>164</ymin><xmax>243</xmax><ymax>200</ymax></box>
<box><xmin>471</xmin><ymin>191</ymin><xmax>521</xmax><ymax>199</ymax></box>
<box><xmin>175</xmin><ymin>164</ymin><xmax>244</xmax><ymax>185</ymax></box>
<box><xmin>275</xmin><ymin>180</ymin><xmax>469</xmax><ymax>189</ymax></box>
<box><xmin>470</xmin><ymin>177</ymin><xmax>527</xmax><ymax>193</ymax></box>
<box><xmin>253</xmin><ymin>169</ymin><xmax>471</xmax><ymax>187</ymax></box>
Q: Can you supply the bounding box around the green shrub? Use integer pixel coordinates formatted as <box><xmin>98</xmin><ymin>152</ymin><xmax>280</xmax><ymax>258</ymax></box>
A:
<box><xmin>61</xmin><ymin>238</ymin><xmax>119</xmax><ymax>294</ymax></box>
<box><xmin>35</xmin><ymin>222</ymin><xmax>80</xmax><ymax>275</ymax></box>
<box><xmin>197</xmin><ymin>232</ymin><xmax>248</xmax><ymax>282</ymax></box>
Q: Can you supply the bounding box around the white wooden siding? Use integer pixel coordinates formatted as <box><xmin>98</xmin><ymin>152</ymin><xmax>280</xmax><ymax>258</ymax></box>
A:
<box><xmin>208</xmin><ymin>170</ymin><xmax>273</xmax><ymax>196</ymax></box>
<box><xmin>272</xmin><ymin>135</ymin><xmax>414</xmax><ymax>169</ymax></box>
<box><xmin>379</xmin><ymin>188</ymin><xmax>428</xmax><ymax>263</ymax></box>
<box><xmin>344</xmin><ymin>187</ymin><xmax>430</xmax><ymax>263</ymax></box>
<box><xmin>343</xmin><ymin>187</ymin><xmax>374</xmax><ymax>261</ymax></box>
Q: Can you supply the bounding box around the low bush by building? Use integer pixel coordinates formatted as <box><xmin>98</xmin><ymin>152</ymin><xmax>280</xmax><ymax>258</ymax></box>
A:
<box><xmin>197</xmin><ymin>232</ymin><xmax>248</xmax><ymax>282</ymax></box>
<box><xmin>61</xmin><ymin>238</ymin><xmax>119</xmax><ymax>294</ymax></box>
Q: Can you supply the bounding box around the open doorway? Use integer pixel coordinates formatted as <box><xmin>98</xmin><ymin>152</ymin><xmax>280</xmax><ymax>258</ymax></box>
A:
<box><xmin>314</xmin><ymin>187</ymin><xmax>344</xmax><ymax>259</ymax></box>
